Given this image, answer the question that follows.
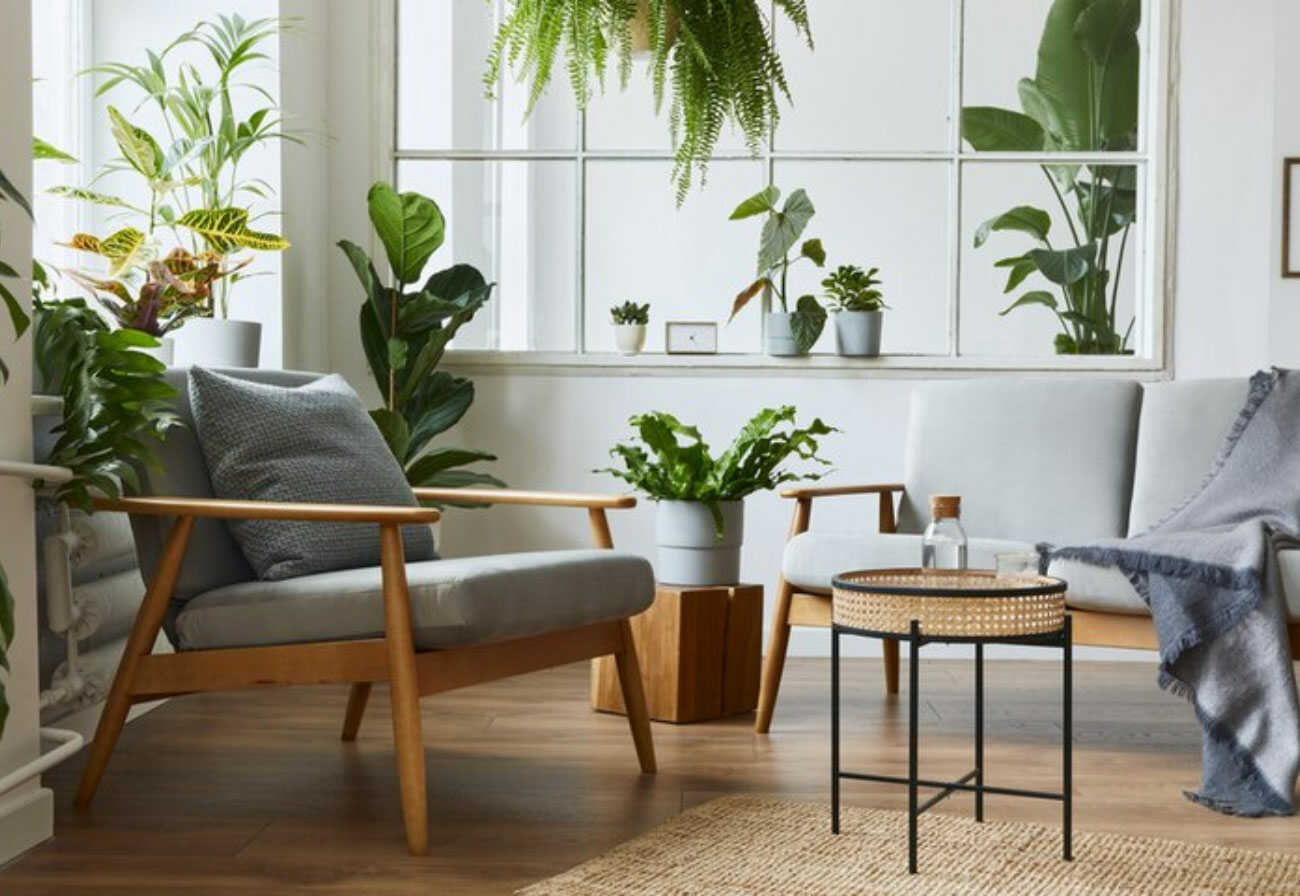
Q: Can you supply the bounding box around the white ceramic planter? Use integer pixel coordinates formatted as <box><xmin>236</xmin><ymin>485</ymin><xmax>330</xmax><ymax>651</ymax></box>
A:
<box><xmin>614</xmin><ymin>323</ymin><xmax>647</xmax><ymax>355</ymax></box>
<box><xmin>834</xmin><ymin>309</ymin><xmax>883</xmax><ymax>357</ymax></box>
<box><xmin>173</xmin><ymin>318</ymin><xmax>261</xmax><ymax>368</ymax></box>
<box><xmin>655</xmin><ymin>499</ymin><xmax>744</xmax><ymax>586</ymax></box>
<box><xmin>764</xmin><ymin>312</ymin><xmax>801</xmax><ymax>357</ymax></box>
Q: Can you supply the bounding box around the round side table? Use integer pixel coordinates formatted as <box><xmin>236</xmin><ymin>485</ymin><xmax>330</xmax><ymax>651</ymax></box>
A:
<box><xmin>829</xmin><ymin>567</ymin><xmax>1071</xmax><ymax>875</ymax></box>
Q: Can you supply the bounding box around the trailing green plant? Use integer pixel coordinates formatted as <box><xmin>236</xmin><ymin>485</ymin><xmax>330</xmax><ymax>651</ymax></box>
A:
<box><xmin>728</xmin><ymin>184</ymin><xmax>826</xmax><ymax>353</ymax></box>
<box><xmin>486</xmin><ymin>0</ymin><xmax>812</xmax><ymax>203</ymax></box>
<box><xmin>610</xmin><ymin>300</ymin><xmax>649</xmax><ymax>325</ymax></box>
<box><xmin>822</xmin><ymin>264</ymin><xmax>886</xmax><ymax>313</ymax></box>
<box><xmin>52</xmin><ymin>13</ymin><xmax>294</xmax><ymax>318</ymax></box>
<box><xmin>598</xmin><ymin>405</ymin><xmax>834</xmax><ymax>534</ymax></box>
<box><xmin>32</xmin><ymin>297</ymin><xmax>181</xmax><ymax>513</ymax></box>
<box><xmin>961</xmin><ymin>0</ymin><xmax>1139</xmax><ymax>355</ymax></box>
<box><xmin>338</xmin><ymin>182</ymin><xmax>503</xmax><ymax>501</ymax></box>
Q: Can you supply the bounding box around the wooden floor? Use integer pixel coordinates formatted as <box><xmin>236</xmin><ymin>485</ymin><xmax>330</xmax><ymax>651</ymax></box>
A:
<box><xmin>3</xmin><ymin>657</ymin><xmax>1298</xmax><ymax>894</ymax></box>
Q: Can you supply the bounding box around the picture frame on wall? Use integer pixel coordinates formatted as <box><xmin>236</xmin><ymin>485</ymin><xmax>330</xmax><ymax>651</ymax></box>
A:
<box><xmin>665</xmin><ymin>322</ymin><xmax>719</xmax><ymax>355</ymax></box>
<box><xmin>1283</xmin><ymin>157</ymin><xmax>1300</xmax><ymax>278</ymax></box>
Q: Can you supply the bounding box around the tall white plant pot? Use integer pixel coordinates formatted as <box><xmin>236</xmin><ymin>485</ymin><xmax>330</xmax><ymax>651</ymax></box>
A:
<box><xmin>764</xmin><ymin>312</ymin><xmax>801</xmax><ymax>357</ymax></box>
<box><xmin>614</xmin><ymin>323</ymin><xmax>647</xmax><ymax>355</ymax></box>
<box><xmin>655</xmin><ymin>499</ymin><xmax>744</xmax><ymax>586</ymax></box>
<box><xmin>173</xmin><ymin>318</ymin><xmax>261</xmax><ymax>368</ymax></box>
<box><xmin>834</xmin><ymin>310</ymin><xmax>882</xmax><ymax>357</ymax></box>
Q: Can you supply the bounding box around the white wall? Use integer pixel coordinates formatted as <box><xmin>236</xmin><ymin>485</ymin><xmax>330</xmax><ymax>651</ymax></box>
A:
<box><xmin>0</xmin><ymin>0</ymin><xmax>54</xmax><ymax>863</ymax></box>
<box><xmin>286</xmin><ymin>0</ymin><xmax>1294</xmax><ymax>660</ymax></box>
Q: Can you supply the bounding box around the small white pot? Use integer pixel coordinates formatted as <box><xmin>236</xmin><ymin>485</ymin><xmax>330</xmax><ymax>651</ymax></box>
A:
<box><xmin>173</xmin><ymin>317</ymin><xmax>262</xmax><ymax>368</ymax></box>
<box><xmin>655</xmin><ymin>499</ymin><xmax>744</xmax><ymax>586</ymax></box>
<box><xmin>613</xmin><ymin>323</ymin><xmax>647</xmax><ymax>355</ymax></box>
<box><xmin>139</xmin><ymin>336</ymin><xmax>175</xmax><ymax>365</ymax></box>
<box><xmin>834</xmin><ymin>309</ymin><xmax>883</xmax><ymax>357</ymax></box>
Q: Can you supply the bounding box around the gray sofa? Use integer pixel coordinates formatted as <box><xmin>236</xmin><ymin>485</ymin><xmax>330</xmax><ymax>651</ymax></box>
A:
<box><xmin>758</xmin><ymin>375</ymin><xmax>1300</xmax><ymax>731</ymax></box>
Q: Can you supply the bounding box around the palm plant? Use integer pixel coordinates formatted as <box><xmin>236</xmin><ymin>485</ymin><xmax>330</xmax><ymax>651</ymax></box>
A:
<box><xmin>51</xmin><ymin>14</ymin><xmax>293</xmax><ymax>318</ymax></box>
<box><xmin>486</xmin><ymin>0</ymin><xmax>812</xmax><ymax>203</ymax></box>
<box><xmin>962</xmin><ymin>0</ymin><xmax>1140</xmax><ymax>355</ymax></box>
<box><xmin>338</xmin><ymin>182</ymin><xmax>503</xmax><ymax>501</ymax></box>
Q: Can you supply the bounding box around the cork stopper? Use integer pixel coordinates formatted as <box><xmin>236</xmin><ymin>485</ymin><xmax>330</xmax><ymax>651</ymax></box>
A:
<box><xmin>930</xmin><ymin>494</ymin><xmax>961</xmax><ymax>519</ymax></box>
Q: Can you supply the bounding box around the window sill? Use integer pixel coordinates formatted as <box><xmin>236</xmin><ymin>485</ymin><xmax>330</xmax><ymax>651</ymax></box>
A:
<box><xmin>443</xmin><ymin>351</ymin><xmax>1168</xmax><ymax>379</ymax></box>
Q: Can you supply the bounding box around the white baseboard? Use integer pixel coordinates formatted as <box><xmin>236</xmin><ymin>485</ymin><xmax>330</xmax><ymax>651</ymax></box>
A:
<box><xmin>0</xmin><ymin>786</ymin><xmax>53</xmax><ymax>866</ymax></box>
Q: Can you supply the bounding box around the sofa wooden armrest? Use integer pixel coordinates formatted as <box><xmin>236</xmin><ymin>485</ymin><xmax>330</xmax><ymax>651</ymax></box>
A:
<box><xmin>779</xmin><ymin>482</ymin><xmax>904</xmax><ymax>500</ymax></box>
<box><xmin>97</xmin><ymin>495</ymin><xmax>441</xmax><ymax>525</ymax></box>
<box><xmin>411</xmin><ymin>487</ymin><xmax>635</xmax><ymax>509</ymax></box>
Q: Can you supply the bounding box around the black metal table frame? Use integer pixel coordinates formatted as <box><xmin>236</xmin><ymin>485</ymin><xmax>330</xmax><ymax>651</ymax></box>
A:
<box><xmin>831</xmin><ymin>616</ymin><xmax>1072</xmax><ymax>874</ymax></box>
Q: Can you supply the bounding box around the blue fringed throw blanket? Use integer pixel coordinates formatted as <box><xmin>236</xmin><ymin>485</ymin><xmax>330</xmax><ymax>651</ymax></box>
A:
<box><xmin>1044</xmin><ymin>368</ymin><xmax>1300</xmax><ymax>816</ymax></box>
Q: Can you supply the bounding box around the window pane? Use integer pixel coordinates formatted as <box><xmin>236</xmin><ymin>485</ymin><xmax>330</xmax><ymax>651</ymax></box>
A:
<box><xmin>774</xmin><ymin>0</ymin><xmax>952</xmax><ymax>152</ymax></box>
<box><xmin>962</xmin><ymin>0</ymin><xmax>1142</xmax><ymax>151</ymax></box>
<box><xmin>395</xmin><ymin>160</ymin><xmax>578</xmax><ymax>351</ymax></box>
<box><xmin>584</xmin><ymin>160</ymin><xmax>764</xmax><ymax>353</ymax></box>
<box><xmin>771</xmin><ymin>161</ymin><xmax>951</xmax><ymax>356</ymax></box>
<box><xmin>397</xmin><ymin>0</ymin><xmax>577</xmax><ymax>151</ymax></box>
<box><xmin>959</xmin><ymin>162</ymin><xmax>1143</xmax><ymax>358</ymax></box>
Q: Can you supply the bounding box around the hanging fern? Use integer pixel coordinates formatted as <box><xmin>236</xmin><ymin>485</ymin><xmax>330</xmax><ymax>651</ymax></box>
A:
<box><xmin>486</xmin><ymin>0</ymin><xmax>812</xmax><ymax>203</ymax></box>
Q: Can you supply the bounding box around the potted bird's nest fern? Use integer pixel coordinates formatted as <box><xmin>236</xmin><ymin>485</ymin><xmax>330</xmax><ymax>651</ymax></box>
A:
<box><xmin>486</xmin><ymin>0</ymin><xmax>812</xmax><ymax>203</ymax></box>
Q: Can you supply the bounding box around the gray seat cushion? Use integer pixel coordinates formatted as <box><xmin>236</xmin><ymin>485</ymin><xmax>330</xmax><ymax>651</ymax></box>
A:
<box><xmin>897</xmin><ymin>378</ymin><xmax>1141</xmax><ymax>542</ymax></box>
<box><xmin>188</xmin><ymin>367</ymin><xmax>435</xmax><ymax>580</ymax></box>
<box><xmin>782</xmin><ymin>532</ymin><xmax>1035</xmax><ymax>593</ymax></box>
<box><xmin>174</xmin><ymin>550</ymin><xmax>654</xmax><ymax>650</ymax></box>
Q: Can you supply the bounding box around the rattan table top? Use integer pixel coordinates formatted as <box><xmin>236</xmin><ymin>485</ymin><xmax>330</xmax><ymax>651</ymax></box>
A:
<box><xmin>832</xmin><ymin>567</ymin><xmax>1067</xmax><ymax>598</ymax></box>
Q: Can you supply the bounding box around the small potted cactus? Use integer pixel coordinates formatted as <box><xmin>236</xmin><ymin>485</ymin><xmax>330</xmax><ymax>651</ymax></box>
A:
<box><xmin>822</xmin><ymin>264</ymin><xmax>888</xmax><ymax>357</ymax></box>
<box><xmin>610</xmin><ymin>301</ymin><xmax>650</xmax><ymax>355</ymax></box>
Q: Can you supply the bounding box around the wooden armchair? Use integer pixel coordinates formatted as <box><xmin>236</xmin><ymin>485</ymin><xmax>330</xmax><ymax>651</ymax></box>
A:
<box><xmin>755</xmin><ymin>483</ymin><xmax>904</xmax><ymax>733</ymax></box>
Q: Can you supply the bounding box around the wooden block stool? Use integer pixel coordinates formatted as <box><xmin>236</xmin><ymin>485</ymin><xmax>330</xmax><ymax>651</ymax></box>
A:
<box><xmin>592</xmin><ymin>583</ymin><xmax>763</xmax><ymax>724</ymax></box>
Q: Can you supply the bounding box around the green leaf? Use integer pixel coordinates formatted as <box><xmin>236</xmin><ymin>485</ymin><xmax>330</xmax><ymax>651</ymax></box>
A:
<box><xmin>0</xmin><ymin>281</ymin><xmax>31</xmax><ymax>341</ymax></box>
<box><xmin>730</xmin><ymin>278</ymin><xmax>770</xmax><ymax>321</ymax></box>
<box><xmin>994</xmin><ymin>254</ymin><xmax>1038</xmax><ymax>293</ymax></box>
<box><xmin>338</xmin><ymin>239</ymin><xmax>389</xmax><ymax>337</ymax></box>
<box><xmin>1032</xmin><ymin>0</ymin><xmax>1096</xmax><ymax>150</ymax></box>
<box><xmin>1075</xmin><ymin>0</ymin><xmax>1141</xmax><ymax>149</ymax></box>
<box><xmin>758</xmin><ymin>189</ymin><xmax>815</xmax><ymax>273</ymax></box>
<box><xmin>369</xmin><ymin>408</ymin><xmax>410</xmax><ymax>462</ymax></box>
<box><xmin>974</xmin><ymin>206</ymin><xmax>1052</xmax><ymax>248</ymax></box>
<box><xmin>729</xmin><ymin>185</ymin><xmax>780</xmax><ymax>220</ymax></box>
<box><xmin>406</xmin><ymin>447</ymin><xmax>498</xmax><ymax>486</ymax></box>
<box><xmin>1074</xmin><ymin>0</ymin><xmax>1141</xmax><ymax>65</ymax></box>
<box><xmin>33</xmin><ymin>136</ymin><xmax>77</xmax><ymax>162</ymax></box>
<box><xmin>99</xmin><ymin>227</ymin><xmax>150</xmax><ymax>276</ymax></box>
<box><xmin>366</xmin><ymin>181</ymin><xmax>444</xmax><ymax>286</ymax></box>
<box><xmin>789</xmin><ymin>295</ymin><xmax>826</xmax><ymax>354</ymax></box>
<box><xmin>800</xmin><ymin>238</ymin><xmax>826</xmax><ymax>266</ymax></box>
<box><xmin>387</xmin><ymin>337</ymin><xmax>408</xmax><ymax>372</ymax></box>
<box><xmin>999</xmin><ymin>290</ymin><xmax>1058</xmax><ymax>316</ymax></box>
<box><xmin>46</xmin><ymin>185</ymin><xmax>144</xmax><ymax>212</ymax></box>
<box><xmin>108</xmin><ymin>106</ymin><xmax>163</xmax><ymax>177</ymax></box>
<box><xmin>406</xmin><ymin>373</ymin><xmax>475</xmax><ymax>454</ymax></box>
<box><xmin>960</xmin><ymin>106</ymin><xmax>1045</xmax><ymax>151</ymax></box>
<box><xmin>1028</xmin><ymin>244</ymin><xmax>1094</xmax><ymax>285</ymax></box>
<box><xmin>0</xmin><ymin>168</ymin><xmax>32</xmax><ymax>219</ymax></box>
<box><xmin>177</xmin><ymin>207</ymin><xmax>289</xmax><ymax>253</ymax></box>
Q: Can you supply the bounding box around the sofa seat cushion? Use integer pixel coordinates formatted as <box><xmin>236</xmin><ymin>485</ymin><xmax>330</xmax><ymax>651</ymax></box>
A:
<box><xmin>782</xmin><ymin>532</ymin><xmax>1035</xmax><ymax>594</ymax></box>
<box><xmin>1051</xmin><ymin>548</ymin><xmax>1300</xmax><ymax>622</ymax></box>
<box><xmin>174</xmin><ymin>550</ymin><xmax>654</xmax><ymax>651</ymax></box>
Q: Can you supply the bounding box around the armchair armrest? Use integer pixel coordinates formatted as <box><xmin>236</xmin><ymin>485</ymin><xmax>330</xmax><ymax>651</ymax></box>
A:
<box><xmin>410</xmin><ymin>487</ymin><xmax>636</xmax><ymax>510</ymax></box>
<box><xmin>779</xmin><ymin>482</ymin><xmax>904</xmax><ymax>500</ymax></box>
<box><xmin>96</xmin><ymin>496</ymin><xmax>441</xmax><ymax>525</ymax></box>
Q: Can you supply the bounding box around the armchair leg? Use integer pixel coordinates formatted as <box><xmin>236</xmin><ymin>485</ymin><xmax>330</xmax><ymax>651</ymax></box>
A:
<box><xmin>755</xmin><ymin>577</ymin><xmax>796</xmax><ymax>734</ymax></box>
<box><xmin>380</xmin><ymin>525</ymin><xmax>428</xmax><ymax>856</ymax></box>
<box><xmin>76</xmin><ymin>516</ymin><xmax>195</xmax><ymax>808</ymax></box>
<box><xmin>613</xmin><ymin>619</ymin><xmax>657</xmax><ymax>773</ymax></box>
<box><xmin>341</xmin><ymin>682</ymin><xmax>372</xmax><ymax>741</ymax></box>
<box><xmin>882</xmin><ymin>639</ymin><xmax>900</xmax><ymax>695</ymax></box>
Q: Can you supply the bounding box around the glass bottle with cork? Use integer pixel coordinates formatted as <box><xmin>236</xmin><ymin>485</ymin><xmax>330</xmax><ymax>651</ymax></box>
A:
<box><xmin>922</xmin><ymin>494</ymin><xmax>968</xmax><ymax>570</ymax></box>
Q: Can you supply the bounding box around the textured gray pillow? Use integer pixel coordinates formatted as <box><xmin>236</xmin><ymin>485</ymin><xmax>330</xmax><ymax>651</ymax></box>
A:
<box><xmin>188</xmin><ymin>367</ymin><xmax>436</xmax><ymax>580</ymax></box>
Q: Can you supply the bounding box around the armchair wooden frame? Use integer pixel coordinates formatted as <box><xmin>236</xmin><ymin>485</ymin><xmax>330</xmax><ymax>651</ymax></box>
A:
<box><xmin>75</xmin><ymin>489</ymin><xmax>656</xmax><ymax>856</ymax></box>
<box><xmin>754</xmin><ymin>482</ymin><xmax>1300</xmax><ymax>733</ymax></box>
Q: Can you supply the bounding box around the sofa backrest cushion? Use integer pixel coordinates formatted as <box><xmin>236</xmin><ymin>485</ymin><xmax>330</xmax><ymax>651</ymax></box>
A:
<box><xmin>1127</xmin><ymin>377</ymin><xmax>1249</xmax><ymax>535</ymax></box>
<box><xmin>130</xmin><ymin>367</ymin><xmax>321</xmax><ymax>605</ymax></box>
<box><xmin>896</xmin><ymin>378</ymin><xmax>1142</xmax><ymax>543</ymax></box>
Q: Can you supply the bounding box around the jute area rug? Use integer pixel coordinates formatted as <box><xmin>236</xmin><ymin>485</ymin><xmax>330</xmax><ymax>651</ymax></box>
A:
<box><xmin>518</xmin><ymin>796</ymin><xmax>1300</xmax><ymax>895</ymax></box>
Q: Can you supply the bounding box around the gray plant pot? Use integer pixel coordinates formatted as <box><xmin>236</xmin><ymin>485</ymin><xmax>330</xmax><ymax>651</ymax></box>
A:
<box><xmin>173</xmin><ymin>318</ymin><xmax>262</xmax><ymax>368</ymax></box>
<box><xmin>654</xmin><ymin>499</ymin><xmax>744</xmax><ymax>586</ymax></box>
<box><xmin>834</xmin><ymin>309</ymin><xmax>882</xmax><ymax>357</ymax></box>
<box><xmin>764</xmin><ymin>312</ymin><xmax>802</xmax><ymax>357</ymax></box>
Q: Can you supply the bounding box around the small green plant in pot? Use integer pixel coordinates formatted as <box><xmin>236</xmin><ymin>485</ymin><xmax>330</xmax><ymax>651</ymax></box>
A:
<box><xmin>598</xmin><ymin>406</ymin><xmax>835</xmax><ymax>585</ymax></box>
<box><xmin>610</xmin><ymin>301</ymin><xmax>649</xmax><ymax>355</ymax></box>
<box><xmin>729</xmin><ymin>185</ymin><xmax>827</xmax><ymax>357</ymax></box>
<box><xmin>822</xmin><ymin>264</ymin><xmax>887</xmax><ymax>357</ymax></box>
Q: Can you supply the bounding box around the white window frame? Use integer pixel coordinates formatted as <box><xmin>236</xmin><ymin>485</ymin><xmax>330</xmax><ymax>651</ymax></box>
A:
<box><xmin>378</xmin><ymin>0</ymin><xmax>1179</xmax><ymax>376</ymax></box>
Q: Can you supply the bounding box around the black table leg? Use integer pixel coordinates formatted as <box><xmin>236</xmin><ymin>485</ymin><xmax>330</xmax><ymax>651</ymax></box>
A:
<box><xmin>832</xmin><ymin>627</ymin><xmax>840</xmax><ymax>835</ymax></box>
<box><xmin>1063</xmin><ymin>614</ymin><xmax>1073</xmax><ymax>861</ymax></box>
<box><xmin>908</xmin><ymin>620</ymin><xmax>920</xmax><ymax>874</ymax></box>
<box><xmin>975</xmin><ymin>641</ymin><xmax>984</xmax><ymax>823</ymax></box>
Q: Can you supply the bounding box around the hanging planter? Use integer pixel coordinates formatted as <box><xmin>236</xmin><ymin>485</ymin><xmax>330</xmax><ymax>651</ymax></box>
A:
<box><xmin>486</xmin><ymin>0</ymin><xmax>812</xmax><ymax>202</ymax></box>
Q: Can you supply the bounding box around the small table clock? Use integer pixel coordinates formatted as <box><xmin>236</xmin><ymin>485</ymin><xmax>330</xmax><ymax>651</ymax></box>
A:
<box><xmin>664</xmin><ymin>321</ymin><xmax>718</xmax><ymax>355</ymax></box>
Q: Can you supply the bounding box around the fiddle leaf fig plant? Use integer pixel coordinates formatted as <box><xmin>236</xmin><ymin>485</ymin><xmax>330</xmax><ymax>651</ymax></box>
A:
<box><xmin>338</xmin><ymin>182</ymin><xmax>504</xmax><ymax>500</ymax></box>
<box><xmin>962</xmin><ymin>0</ymin><xmax>1140</xmax><ymax>355</ymax></box>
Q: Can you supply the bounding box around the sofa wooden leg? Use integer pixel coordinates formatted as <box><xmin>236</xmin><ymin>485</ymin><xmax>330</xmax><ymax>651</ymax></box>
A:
<box><xmin>76</xmin><ymin>515</ymin><xmax>195</xmax><ymax>808</ymax></box>
<box><xmin>882</xmin><ymin>639</ymin><xmax>900</xmax><ymax>695</ymax></box>
<box><xmin>614</xmin><ymin>619</ymin><xmax>657</xmax><ymax>773</ymax></box>
<box><xmin>755</xmin><ymin>577</ymin><xmax>796</xmax><ymax>734</ymax></box>
<box><xmin>341</xmin><ymin>682</ymin><xmax>371</xmax><ymax>741</ymax></box>
<box><xmin>380</xmin><ymin>525</ymin><xmax>428</xmax><ymax>857</ymax></box>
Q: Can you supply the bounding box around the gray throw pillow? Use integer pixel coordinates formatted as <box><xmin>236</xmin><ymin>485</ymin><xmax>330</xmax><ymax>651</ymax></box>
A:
<box><xmin>188</xmin><ymin>367</ymin><xmax>436</xmax><ymax>580</ymax></box>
